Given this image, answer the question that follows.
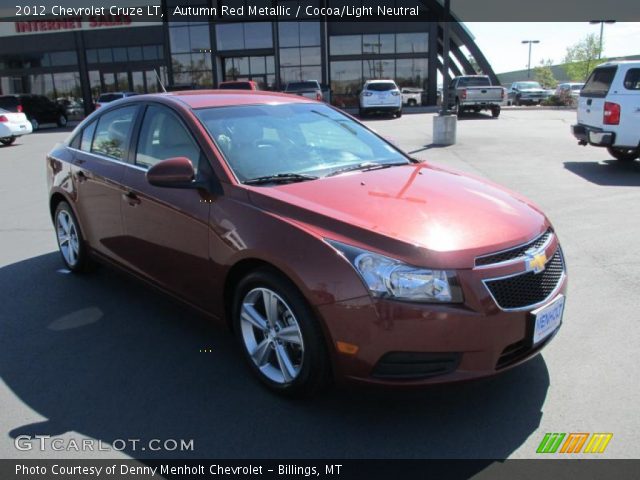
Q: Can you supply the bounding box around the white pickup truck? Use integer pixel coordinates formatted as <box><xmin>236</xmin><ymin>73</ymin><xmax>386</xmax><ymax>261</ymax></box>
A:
<box><xmin>572</xmin><ymin>61</ymin><xmax>640</xmax><ymax>161</ymax></box>
<box><xmin>447</xmin><ymin>75</ymin><xmax>505</xmax><ymax>118</ymax></box>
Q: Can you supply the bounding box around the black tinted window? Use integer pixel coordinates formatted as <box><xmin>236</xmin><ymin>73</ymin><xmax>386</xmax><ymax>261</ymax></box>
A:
<box><xmin>286</xmin><ymin>82</ymin><xmax>320</xmax><ymax>91</ymax></box>
<box><xmin>458</xmin><ymin>77</ymin><xmax>491</xmax><ymax>87</ymax></box>
<box><xmin>366</xmin><ymin>82</ymin><xmax>396</xmax><ymax>91</ymax></box>
<box><xmin>98</xmin><ymin>94</ymin><xmax>124</xmax><ymax>103</ymax></box>
<box><xmin>623</xmin><ymin>69</ymin><xmax>640</xmax><ymax>90</ymax></box>
<box><xmin>582</xmin><ymin>67</ymin><xmax>617</xmax><ymax>97</ymax></box>
<box><xmin>91</xmin><ymin>106</ymin><xmax>137</xmax><ymax>160</ymax></box>
<box><xmin>0</xmin><ymin>96</ymin><xmax>19</xmax><ymax>110</ymax></box>
<box><xmin>219</xmin><ymin>82</ymin><xmax>252</xmax><ymax>90</ymax></box>
<box><xmin>136</xmin><ymin>105</ymin><xmax>200</xmax><ymax>171</ymax></box>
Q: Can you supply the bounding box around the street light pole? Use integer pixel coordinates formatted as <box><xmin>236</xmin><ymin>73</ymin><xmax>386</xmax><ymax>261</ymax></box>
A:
<box><xmin>522</xmin><ymin>40</ymin><xmax>540</xmax><ymax>79</ymax></box>
<box><xmin>589</xmin><ymin>21</ymin><xmax>616</xmax><ymax>59</ymax></box>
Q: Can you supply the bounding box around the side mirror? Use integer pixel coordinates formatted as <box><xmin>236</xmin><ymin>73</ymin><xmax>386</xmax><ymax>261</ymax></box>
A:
<box><xmin>146</xmin><ymin>157</ymin><xmax>197</xmax><ymax>188</ymax></box>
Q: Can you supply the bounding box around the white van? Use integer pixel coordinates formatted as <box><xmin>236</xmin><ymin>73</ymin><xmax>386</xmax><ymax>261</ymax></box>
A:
<box><xmin>572</xmin><ymin>61</ymin><xmax>640</xmax><ymax>161</ymax></box>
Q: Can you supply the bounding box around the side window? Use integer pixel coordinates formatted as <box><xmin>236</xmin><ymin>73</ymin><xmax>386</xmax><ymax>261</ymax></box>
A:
<box><xmin>91</xmin><ymin>106</ymin><xmax>137</xmax><ymax>160</ymax></box>
<box><xmin>80</xmin><ymin>121</ymin><xmax>97</xmax><ymax>152</ymax></box>
<box><xmin>623</xmin><ymin>69</ymin><xmax>640</xmax><ymax>90</ymax></box>
<box><xmin>135</xmin><ymin>105</ymin><xmax>201</xmax><ymax>171</ymax></box>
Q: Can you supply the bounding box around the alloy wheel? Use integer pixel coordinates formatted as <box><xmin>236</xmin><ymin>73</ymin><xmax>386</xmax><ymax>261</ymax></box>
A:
<box><xmin>239</xmin><ymin>287</ymin><xmax>304</xmax><ymax>384</ymax></box>
<box><xmin>56</xmin><ymin>209</ymin><xmax>80</xmax><ymax>267</ymax></box>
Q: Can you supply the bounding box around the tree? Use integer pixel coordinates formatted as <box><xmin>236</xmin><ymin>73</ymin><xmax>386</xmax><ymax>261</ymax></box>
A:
<box><xmin>563</xmin><ymin>33</ymin><xmax>602</xmax><ymax>81</ymax></box>
<box><xmin>534</xmin><ymin>59</ymin><xmax>557</xmax><ymax>88</ymax></box>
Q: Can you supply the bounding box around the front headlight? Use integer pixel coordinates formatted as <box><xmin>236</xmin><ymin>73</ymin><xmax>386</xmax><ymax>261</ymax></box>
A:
<box><xmin>327</xmin><ymin>240</ymin><xmax>463</xmax><ymax>303</ymax></box>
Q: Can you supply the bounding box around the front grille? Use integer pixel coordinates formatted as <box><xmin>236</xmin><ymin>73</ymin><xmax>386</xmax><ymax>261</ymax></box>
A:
<box><xmin>485</xmin><ymin>249</ymin><xmax>564</xmax><ymax>310</ymax></box>
<box><xmin>476</xmin><ymin>229</ymin><xmax>552</xmax><ymax>267</ymax></box>
<box><xmin>372</xmin><ymin>352</ymin><xmax>461</xmax><ymax>380</ymax></box>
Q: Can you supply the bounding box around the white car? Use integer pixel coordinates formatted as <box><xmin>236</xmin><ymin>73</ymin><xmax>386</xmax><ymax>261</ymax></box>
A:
<box><xmin>401</xmin><ymin>87</ymin><xmax>423</xmax><ymax>106</ymax></box>
<box><xmin>572</xmin><ymin>61</ymin><xmax>640</xmax><ymax>161</ymax></box>
<box><xmin>0</xmin><ymin>108</ymin><xmax>32</xmax><ymax>146</ymax></box>
<box><xmin>359</xmin><ymin>80</ymin><xmax>402</xmax><ymax>118</ymax></box>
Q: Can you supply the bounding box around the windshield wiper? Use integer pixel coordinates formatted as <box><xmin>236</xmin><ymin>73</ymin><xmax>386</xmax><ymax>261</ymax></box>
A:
<box><xmin>243</xmin><ymin>173</ymin><xmax>319</xmax><ymax>185</ymax></box>
<box><xmin>325</xmin><ymin>161</ymin><xmax>407</xmax><ymax>178</ymax></box>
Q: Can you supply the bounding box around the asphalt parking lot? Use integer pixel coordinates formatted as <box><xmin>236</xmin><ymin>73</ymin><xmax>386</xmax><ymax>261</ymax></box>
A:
<box><xmin>1</xmin><ymin>109</ymin><xmax>639</xmax><ymax>461</ymax></box>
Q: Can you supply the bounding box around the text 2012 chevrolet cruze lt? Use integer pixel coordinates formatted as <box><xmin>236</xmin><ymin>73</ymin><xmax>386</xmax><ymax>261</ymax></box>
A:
<box><xmin>47</xmin><ymin>91</ymin><xmax>567</xmax><ymax>396</ymax></box>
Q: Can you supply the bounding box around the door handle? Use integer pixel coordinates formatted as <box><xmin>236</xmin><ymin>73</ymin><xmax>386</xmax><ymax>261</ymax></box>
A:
<box><xmin>123</xmin><ymin>191</ymin><xmax>141</xmax><ymax>206</ymax></box>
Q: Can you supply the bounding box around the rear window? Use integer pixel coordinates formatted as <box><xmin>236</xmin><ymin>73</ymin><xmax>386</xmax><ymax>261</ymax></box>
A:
<box><xmin>582</xmin><ymin>67</ymin><xmax>617</xmax><ymax>98</ymax></box>
<box><xmin>366</xmin><ymin>82</ymin><xmax>397</xmax><ymax>92</ymax></box>
<box><xmin>623</xmin><ymin>69</ymin><xmax>640</xmax><ymax>90</ymax></box>
<box><xmin>458</xmin><ymin>77</ymin><xmax>491</xmax><ymax>87</ymax></box>
<box><xmin>98</xmin><ymin>93</ymin><xmax>124</xmax><ymax>103</ymax></box>
<box><xmin>571</xmin><ymin>84</ymin><xmax>584</xmax><ymax>91</ymax></box>
<box><xmin>286</xmin><ymin>81</ymin><xmax>320</xmax><ymax>91</ymax></box>
<box><xmin>0</xmin><ymin>96</ymin><xmax>19</xmax><ymax>111</ymax></box>
<box><xmin>219</xmin><ymin>82</ymin><xmax>253</xmax><ymax>90</ymax></box>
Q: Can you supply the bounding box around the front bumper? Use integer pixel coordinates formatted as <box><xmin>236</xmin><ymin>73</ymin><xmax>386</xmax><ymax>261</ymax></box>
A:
<box><xmin>571</xmin><ymin>124</ymin><xmax>614</xmax><ymax>146</ymax></box>
<box><xmin>318</xmin><ymin>235</ymin><xmax>567</xmax><ymax>387</ymax></box>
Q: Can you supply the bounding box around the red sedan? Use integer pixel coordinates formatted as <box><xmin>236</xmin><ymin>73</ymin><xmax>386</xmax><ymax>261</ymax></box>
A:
<box><xmin>46</xmin><ymin>91</ymin><xmax>566</xmax><ymax>396</ymax></box>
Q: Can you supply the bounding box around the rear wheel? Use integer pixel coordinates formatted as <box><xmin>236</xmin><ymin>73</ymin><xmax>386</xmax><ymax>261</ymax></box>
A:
<box><xmin>54</xmin><ymin>201</ymin><xmax>94</xmax><ymax>272</ymax></box>
<box><xmin>514</xmin><ymin>96</ymin><xmax>522</xmax><ymax>107</ymax></box>
<box><xmin>29</xmin><ymin>118</ymin><xmax>39</xmax><ymax>131</ymax></box>
<box><xmin>57</xmin><ymin>114</ymin><xmax>68</xmax><ymax>127</ymax></box>
<box><xmin>0</xmin><ymin>136</ymin><xmax>16</xmax><ymax>146</ymax></box>
<box><xmin>407</xmin><ymin>99</ymin><xmax>417</xmax><ymax>107</ymax></box>
<box><xmin>233</xmin><ymin>269</ymin><xmax>330</xmax><ymax>397</ymax></box>
<box><xmin>491</xmin><ymin>106</ymin><xmax>501</xmax><ymax>118</ymax></box>
<box><xmin>607</xmin><ymin>147</ymin><xmax>639</xmax><ymax>162</ymax></box>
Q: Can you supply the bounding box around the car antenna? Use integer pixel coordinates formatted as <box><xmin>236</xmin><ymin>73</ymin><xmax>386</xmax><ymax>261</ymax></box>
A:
<box><xmin>154</xmin><ymin>68</ymin><xmax>167</xmax><ymax>93</ymax></box>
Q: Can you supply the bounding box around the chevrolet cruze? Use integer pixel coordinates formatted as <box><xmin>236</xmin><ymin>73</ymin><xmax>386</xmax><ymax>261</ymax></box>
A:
<box><xmin>47</xmin><ymin>91</ymin><xmax>567</xmax><ymax>396</ymax></box>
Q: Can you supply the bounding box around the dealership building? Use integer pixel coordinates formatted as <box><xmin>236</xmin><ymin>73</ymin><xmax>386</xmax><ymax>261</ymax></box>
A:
<box><xmin>0</xmin><ymin>0</ymin><xmax>497</xmax><ymax>117</ymax></box>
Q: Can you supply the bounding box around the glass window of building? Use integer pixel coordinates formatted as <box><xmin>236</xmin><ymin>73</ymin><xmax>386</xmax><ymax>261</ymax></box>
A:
<box><xmin>216</xmin><ymin>23</ymin><xmax>272</xmax><ymax>51</ymax></box>
<box><xmin>362</xmin><ymin>34</ymin><xmax>394</xmax><ymax>55</ymax></box>
<box><xmin>329</xmin><ymin>35</ymin><xmax>362</xmax><ymax>56</ymax></box>
<box><xmin>278</xmin><ymin>22</ymin><xmax>321</xmax><ymax>88</ymax></box>
<box><xmin>396</xmin><ymin>32</ymin><xmax>428</xmax><ymax>53</ymax></box>
<box><xmin>396</xmin><ymin>58</ymin><xmax>428</xmax><ymax>88</ymax></box>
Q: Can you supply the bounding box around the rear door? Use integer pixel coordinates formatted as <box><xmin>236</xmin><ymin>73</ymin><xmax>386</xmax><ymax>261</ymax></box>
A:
<box><xmin>70</xmin><ymin>105</ymin><xmax>139</xmax><ymax>262</ymax></box>
<box><xmin>120</xmin><ymin>103</ymin><xmax>213</xmax><ymax>309</ymax></box>
<box><xmin>578</xmin><ymin>65</ymin><xmax>618</xmax><ymax>128</ymax></box>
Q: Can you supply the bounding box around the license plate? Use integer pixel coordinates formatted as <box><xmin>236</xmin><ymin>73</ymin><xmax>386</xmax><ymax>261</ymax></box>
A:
<box><xmin>19</xmin><ymin>125</ymin><xmax>26</xmax><ymax>129</ymax></box>
<box><xmin>532</xmin><ymin>295</ymin><xmax>564</xmax><ymax>344</ymax></box>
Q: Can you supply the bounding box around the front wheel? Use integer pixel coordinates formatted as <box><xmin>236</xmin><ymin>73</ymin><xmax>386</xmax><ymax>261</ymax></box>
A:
<box><xmin>607</xmin><ymin>147</ymin><xmax>639</xmax><ymax>162</ymax></box>
<box><xmin>0</xmin><ymin>136</ymin><xmax>16</xmax><ymax>146</ymax></box>
<box><xmin>233</xmin><ymin>269</ymin><xmax>330</xmax><ymax>397</ymax></box>
<box><xmin>54</xmin><ymin>201</ymin><xmax>94</xmax><ymax>272</ymax></box>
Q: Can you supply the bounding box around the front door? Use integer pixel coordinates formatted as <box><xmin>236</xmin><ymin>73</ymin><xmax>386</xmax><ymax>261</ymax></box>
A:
<box><xmin>120</xmin><ymin>104</ymin><xmax>213</xmax><ymax>309</ymax></box>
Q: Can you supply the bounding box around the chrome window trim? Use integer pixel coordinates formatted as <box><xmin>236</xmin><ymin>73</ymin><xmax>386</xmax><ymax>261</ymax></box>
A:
<box><xmin>474</xmin><ymin>230</ymin><xmax>554</xmax><ymax>270</ymax></box>
<box><xmin>67</xmin><ymin>146</ymin><xmax>148</xmax><ymax>172</ymax></box>
<box><xmin>481</xmin><ymin>247</ymin><xmax>566</xmax><ymax>312</ymax></box>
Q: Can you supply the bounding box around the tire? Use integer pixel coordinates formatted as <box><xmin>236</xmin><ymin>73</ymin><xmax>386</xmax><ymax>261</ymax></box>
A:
<box><xmin>455</xmin><ymin>99</ymin><xmax>464</xmax><ymax>118</ymax></box>
<box><xmin>29</xmin><ymin>118</ymin><xmax>39</xmax><ymax>131</ymax></box>
<box><xmin>407</xmin><ymin>99</ymin><xmax>417</xmax><ymax>107</ymax></box>
<box><xmin>395</xmin><ymin>109</ymin><xmax>402</xmax><ymax>118</ymax></box>
<box><xmin>491</xmin><ymin>107</ymin><xmax>501</xmax><ymax>118</ymax></box>
<box><xmin>57</xmin><ymin>114</ymin><xmax>68</xmax><ymax>127</ymax></box>
<box><xmin>232</xmin><ymin>268</ymin><xmax>330</xmax><ymax>397</ymax></box>
<box><xmin>514</xmin><ymin>96</ymin><xmax>521</xmax><ymax>107</ymax></box>
<box><xmin>607</xmin><ymin>147</ymin><xmax>639</xmax><ymax>162</ymax></box>
<box><xmin>53</xmin><ymin>201</ymin><xmax>94</xmax><ymax>273</ymax></box>
<box><xmin>359</xmin><ymin>107</ymin><xmax>367</xmax><ymax>118</ymax></box>
<box><xmin>0</xmin><ymin>136</ymin><xmax>16</xmax><ymax>146</ymax></box>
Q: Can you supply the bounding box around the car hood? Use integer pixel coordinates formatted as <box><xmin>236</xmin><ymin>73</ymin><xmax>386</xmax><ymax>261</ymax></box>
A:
<box><xmin>248</xmin><ymin>164</ymin><xmax>548</xmax><ymax>269</ymax></box>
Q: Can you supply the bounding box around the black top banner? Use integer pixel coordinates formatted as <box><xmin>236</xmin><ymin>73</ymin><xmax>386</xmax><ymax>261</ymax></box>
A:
<box><xmin>0</xmin><ymin>0</ymin><xmax>639</xmax><ymax>23</ymax></box>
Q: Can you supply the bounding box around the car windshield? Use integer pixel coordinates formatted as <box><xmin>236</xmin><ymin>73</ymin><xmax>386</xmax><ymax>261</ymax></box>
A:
<box><xmin>457</xmin><ymin>77</ymin><xmax>491</xmax><ymax>87</ymax></box>
<box><xmin>285</xmin><ymin>82</ymin><xmax>319</xmax><ymax>91</ymax></box>
<box><xmin>366</xmin><ymin>82</ymin><xmax>396</xmax><ymax>91</ymax></box>
<box><xmin>98</xmin><ymin>94</ymin><xmax>124</xmax><ymax>102</ymax></box>
<box><xmin>195</xmin><ymin>103</ymin><xmax>409</xmax><ymax>183</ymax></box>
<box><xmin>517</xmin><ymin>82</ymin><xmax>542</xmax><ymax>89</ymax></box>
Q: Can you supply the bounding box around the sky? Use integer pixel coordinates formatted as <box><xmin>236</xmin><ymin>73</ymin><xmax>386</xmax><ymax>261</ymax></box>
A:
<box><xmin>465</xmin><ymin>22</ymin><xmax>640</xmax><ymax>73</ymax></box>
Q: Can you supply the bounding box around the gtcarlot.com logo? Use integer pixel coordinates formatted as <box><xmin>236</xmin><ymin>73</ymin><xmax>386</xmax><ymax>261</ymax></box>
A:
<box><xmin>536</xmin><ymin>432</ymin><xmax>613</xmax><ymax>454</ymax></box>
<box><xmin>15</xmin><ymin>435</ymin><xmax>195</xmax><ymax>452</ymax></box>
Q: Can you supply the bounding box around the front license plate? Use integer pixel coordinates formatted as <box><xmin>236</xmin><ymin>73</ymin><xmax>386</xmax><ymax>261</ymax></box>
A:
<box><xmin>532</xmin><ymin>295</ymin><xmax>564</xmax><ymax>344</ymax></box>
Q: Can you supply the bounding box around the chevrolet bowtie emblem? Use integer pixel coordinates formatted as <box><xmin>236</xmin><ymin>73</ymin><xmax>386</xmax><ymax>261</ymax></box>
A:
<box><xmin>525</xmin><ymin>249</ymin><xmax>547</xmax><ymax>274</ymax></box>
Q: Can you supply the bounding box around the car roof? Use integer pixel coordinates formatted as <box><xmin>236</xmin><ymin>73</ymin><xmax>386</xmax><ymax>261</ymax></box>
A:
<box><xmin>365</xmin><ymin>79</ymin><xmax>396</xmax><ymax>83</ymax></box>
<box><xmin>124</xmin><ymin>90</ymin><xmax>315</xmax><ymax>109</ymax></box>
<box><xmin>596</xmin><ymin>60</ymin><xmax>640</xmax><ymax>67</ymax></box>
